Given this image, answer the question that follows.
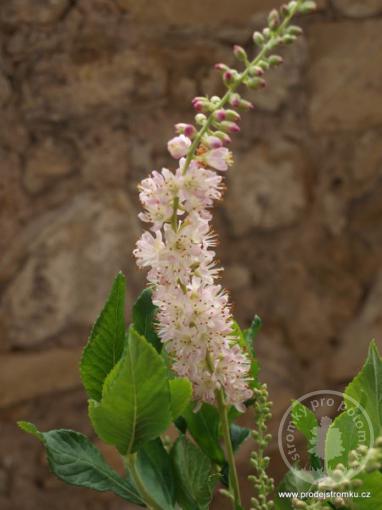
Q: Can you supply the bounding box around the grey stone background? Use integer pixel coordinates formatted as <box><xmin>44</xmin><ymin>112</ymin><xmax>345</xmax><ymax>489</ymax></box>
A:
<box><xmin>1</xmin><ymin>0</ymin><xmax>382</xmax><ymax>508</ymax></box>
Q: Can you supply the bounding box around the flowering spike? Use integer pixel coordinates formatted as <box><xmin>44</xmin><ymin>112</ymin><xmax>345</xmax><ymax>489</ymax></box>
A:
<box><xmin>134</xmin><ymin>0</ymin><xmax>308</xmax><ymax>413</ymax></box>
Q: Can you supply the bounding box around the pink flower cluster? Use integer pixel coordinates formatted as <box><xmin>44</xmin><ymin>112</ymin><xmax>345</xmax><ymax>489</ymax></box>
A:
<box><xmin>134</xmin><ymin>134</ymin><xmax>253</xmax><ymax>411</ymax></box>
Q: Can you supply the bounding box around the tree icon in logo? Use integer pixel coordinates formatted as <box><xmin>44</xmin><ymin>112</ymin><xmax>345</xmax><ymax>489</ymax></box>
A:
<box><xmin>308</xmin><ymin>416</ymin><xmax>344</xmax><ymax>462</ymax></box>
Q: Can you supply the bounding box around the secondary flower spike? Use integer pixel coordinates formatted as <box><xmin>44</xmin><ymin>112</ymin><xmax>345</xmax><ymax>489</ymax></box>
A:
<box><xmin>134</xmin><ymin>0</ymin><xmax>311</xmax><ymax>410</ymax></box>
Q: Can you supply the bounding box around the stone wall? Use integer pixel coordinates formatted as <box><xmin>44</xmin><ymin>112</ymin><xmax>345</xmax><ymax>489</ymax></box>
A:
<box><xmin>1</xmin><ymin>1</ymin><xmax>382</xmax><ymax>508</ymax></box>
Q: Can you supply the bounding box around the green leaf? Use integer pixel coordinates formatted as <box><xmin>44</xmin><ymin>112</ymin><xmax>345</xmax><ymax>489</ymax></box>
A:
<box><xmin>171</xmin><ymin>435</ymin><xmax>216</xmax><ymax>510</ymax></box>
<box><xmin>348</xmin><ymin>471</ymin><xmax>382</xmax><ymax>509</ymax></box>
<box><xmin>182</xmin><ymin>403</ymin><xmax>225</xmax><ymax>465</ymax></box>
<box><xmin>291</xmin><ymin>400</ymin><xmax>321</xmax><ymax>470</ymax></box>
<box><xmin>80</xmin><ymin>272</ymin><xmax>127</xmax><ymax>402</ymax></box>
<box><xmin>325</xmin><ymin>341</ymin><xmax>382</xmax><ymax>470</ymax></box>
<box><xmin>89</xmin><ymin>327</ymin><xmax>172</xmax><ymax>454</ymax></box>
<box><xmin>233</xmin><ymin>318</ymin><xmax>260</xmax><ymax>389</ymax></box>
<box><xmin>133</xmin><ymin>287</ymin><xmax>162</xmax><ymax>352</ymax></box>
<box><xmin>244</xmin><ymin>315</ymin><xmax>262</xmax><ymax>355</ymax></box>
<box><xmin>129</xmin><ymin>439</ymin><xmax>175</xmax><ymax>510</ymax></box>
<box><xmin>221</xmin><ymin>424</ymin><xmax>250</xmax><ymax>488</ymax></box>
<box><xmin>17</xmin><ymin>422</ymin><xmax>142</xmax><ymax>505</ymax></box>
<box><xmin>169</xmin><ymin>378</ymin><xmax>193</xmax><ymax>420</ymax></box>
<box><xmin>345</xmin><ymin>340</ymin><xmax>382</xmax><ymax>435</ymax></box>
<box><xmin>230</xmin><ymin>423</ymin><xmax>250</xmax><ymax>452</ymax></box>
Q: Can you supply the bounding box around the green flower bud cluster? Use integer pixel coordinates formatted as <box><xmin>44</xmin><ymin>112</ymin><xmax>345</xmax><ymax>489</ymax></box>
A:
<box><xmin>249</xmin><ymin>384</ymin><xmax>275</xmax><ymax>510</ymax></box>
<box><xmin>292</xmin><ymin>436</ymin><xmax>382</xmax><ymax>509</ymax></box>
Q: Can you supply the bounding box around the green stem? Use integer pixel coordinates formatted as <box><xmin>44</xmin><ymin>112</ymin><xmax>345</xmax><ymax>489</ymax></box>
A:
<box><xmin>125</xmin><ymin>453</ymin><xmax>163</xmax><ymax>510</ymax></box>
<box><xmin>181</xmin><ymin>0</ymin><xmax>302</xmax><ymax>176</ymax></box>
<box><xmin>216</xmin><ymin>388</ymin><xmax>242</xmax><ymax>508</ymax></box>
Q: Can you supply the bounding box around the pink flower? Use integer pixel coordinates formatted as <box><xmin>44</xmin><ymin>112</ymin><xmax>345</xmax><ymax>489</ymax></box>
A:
<box><xmin>205</xmin><ymin>136</ymin><xmax>223</xmax><ymax>149</ymax></box>
<box><xmin>204</xmin><ymin>147</ymin><xmax>233</xmax><ymax>171</ymax></box>
<box><xmin>167</xmin><ymin>135</ymin><xmax>192</xmax><ymax>159</ymax></box>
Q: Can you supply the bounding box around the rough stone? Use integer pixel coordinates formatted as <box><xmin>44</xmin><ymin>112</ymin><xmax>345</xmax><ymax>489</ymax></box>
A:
<box><xmin>0</xmin><ymin>348</ymin><xmax>81</xmax><ymax>407</ymax></box>
<box><xmin>308</xmin><ymin>20</ymin><xmax>382</xmax><ymax>132</ymax></box>
<box><xmin>226</xmin><ymin>140</ymin><xmax>308</xmax><ymax>235</ymax></box>
<box><xmin>329</xmin><ymin>272</ymin><xmax>382</xmax><ymax>382</ymax></box>
<box><xmin>0</xmin><ymin>0</ymin><xmax>71</xmax><ymax>26</ymax></box>
<box><xmin>332</xmin><ymin>0</ymin><xmax>382</xmax><ymax>17</ymax></box>
<box><xmin>23</xmin><ymin>137</ymin><xmax>78</xmax><ymax>193</ymax></box>
<box><xmin>22</xmin><ymin>49</ymin><xmax>166</xmax><ymax>120</ymax></box>
<box><xmin>116</xmin><ymin>0</ymin><xmax>273</xmax><ymax>26</ymax></box>
<box><xmin>0</xmin><ymin>192</ymin><xmax>141</xmax><ymax>347</ymax></box>
<box><xmin>0</xmin><ymin>74</ymin><xmax>12</xmax><ymax>107</ymax></box>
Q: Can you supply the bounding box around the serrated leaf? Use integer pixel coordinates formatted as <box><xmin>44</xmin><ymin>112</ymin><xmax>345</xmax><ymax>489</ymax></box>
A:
<box><xmin>133</xmin><ymin>287</ymin><xmax>162</xmax><ymax>352</ymax></box>
<box><xmin>89</xmin><ymin>327</ymin><xmax>171</xmax><ymax>454</ymax></box>
<box><xmin>291</xmin><ymin>400</ymin><xmax>321</xmax><ymax>470</ymax></box>
<box><xmin>345</xmin><ymin>340</ymin><xmax>382</xmax><ymax>435</ymax></box>
<box><xmin>169</xmin><ymin>378</ymin><xmax>193</xmax><ymax>420</ymax></box>
<box><xmin>80</xmin><ymin>272</ymin><xmax>127</xmax><ymax>402</ymax></box>
<box><xmin>325</xmin><ymin>341</ymin><xmax>381</xmax><ymax>470</ymax></box>
<box><xmin>182</xmin><ymin>403</ymin><xmax>225</xmax><ymax>465</ymax></box>
<box><xmin>128</xmin><ymin>439</ymin><xmax>176</xmax><ymax>510</ymax></box>
<box><xmin>18</xmin><ymin>423</ymin><xmax>142</xmax><ymax>505</ymax></box>
<box><xmin>171</xmin><ymin>435</ymin><xmax>216</xmax><ymax>510</ymax></box>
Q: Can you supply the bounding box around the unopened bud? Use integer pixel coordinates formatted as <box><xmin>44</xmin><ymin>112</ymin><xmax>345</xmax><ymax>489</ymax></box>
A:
<box><xmin>300</xmin><ymin>1</ymin><xmax>317</xmax><ymax>13</ymax></box>
<box><xmin>239</xmin><ymin>99</ymin><xmax>254</xmax><ymax>110</ymax></box>
<box><xmin>288</xmin><ymin>25</ymin><xmax>303</xmax><ymax>36</ymax></box>
<box><xmin>191</xmin><ymin>96</ymin><xmax>210</xmax><ymax>112</ymax></box>
<box><xmin>195</xmin><ymin>113</ymin><xmax>207</xmax><ymax>125</ymax></box>
<box><xmin>288</xmin><ymin>1</ymin><xmax>298</xmax><ymax>11</ymax></box>
<box><xmin>268</xmin><ymin>9</ymin><xmax>280</xmax><ymax>29</ymax></box>
<box><xmin>225</xmin><ymin>109</ymin><xmax>240</xmax><ymax>122</ymax></box>
<box><xmin>175</xmin><ymin>123</ymin><xmax>196</xmax><ymax>138</ymax></box>
<box><xmin>223</xmin><ymin>69</ymin><xmax>238</xmax><ymax>85</ymax></box>
<box><xmin>214</xmin><ymin>131</ymin><xmax>232</xmax><ymax>145</ymax></box>
<box><xmin>269</xmin><ymin>55</ymin><xmax>283</xmax><ymax>67</ymax></box>
<box><xmin>333</xmin><ymin>497</ymin><xmax>346</xmax><ymax>508</ymax></box>
<box><xmin>204</xmin><ymin>135</ymin><xmax>223</xmax><ymax>149</ymax></box>
<box><xmin>214</xmin><ymin>109</ymin><xmax>226</xmax><ymax>121</ymax></box>
<box><xmin>221</xmin><ymin>120</ymin><xmax>240</xmax><ymax>133</ymax></box>
<box><xmin>253</xmin><ymin>31</ymin><xmax>264</xmax><ymax>46</ymax></box>
<box><xmin>233</xmin><ymin>45</ymin><xmax>247</xmax><ymax>62</ymax></box>
<box><xmin>249</xmin><ymin>65</ymin><xmax>264</xmax><ymax>77</ymax></box>
<box><xmin>283</xmin><ymin>34</ymin><xmax>297</xmax><ymax>44</ymax></box>
<box><xmin>263</xmin><ymin>27</ymin><xmax>271</xmax><ymax>39</ymax></box>
<box><xmin>229</xmin><ymin>93</ymin><xmax>241</xmax><ymax>107</ymax></box>
<box><xmin>246</xmin><ymin>77</ymin><xmax>266</xmax><ymax>90</ymax></box>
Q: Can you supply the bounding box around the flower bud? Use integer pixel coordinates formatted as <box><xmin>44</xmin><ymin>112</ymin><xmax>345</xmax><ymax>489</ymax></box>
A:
<box><xmin>214</xmin><ymin>63</ymin><xmax>229</xmax><ymax>72</ymax></box>
<box><xmin>221</xmin><ymin>121</ymin><xmax>240</xmax><ymax>133</ymax></box>
<box><xmin>238</xmin><ymin>99</ymin><xmax>254</xmax><ymax>110</ymax></box>
<box><xmin>246</xmin><ymin>77</ymin><xmax>266</xmax><ymax>90</ymax></box>
<box><xmin>223</xmin><ymin>69</ymin><xmax>238</xmax><ymax>86</ymax></box>
<box><xmin>229</xmin><ymin>93</ymin><xmax>241</xmax><ymax>107</ymax></box>
<box><xmin>175</xmin><ymin>123</ymin><xmax>196</xmax><ymax>138</ymax></box>
<box><xmin>300</xmin><ymin>1</ymin><xmax>317</xmax><ymax>13</ymax></box>
<box><xmin>210</xmin><ymin>95</ymin><xmax>221</xmax><ymax>104</ymax></box>
<box><xmin>214</xmin><ymin>131</ymin><xmax>232</xmax><ymax>145</ymax></box>
<box><xmin>192</xmin><ymin>96</ymin><xmax>210</xmax><ymax>112</ymax></box>
<box><xmin>253</xmin><ymin>31</ymin><xmax>264</xmax><ymax>46</ymax></box>
<box><xmin>204</xmin><ymin>135</ymin><xmax>223</xmax><ymax>149</ymax></box>
<box><xmin>263</xmin><ymin>27</ymin><xmax>271</xmax><ymax>39</ymax></box>
<box><xmin>268</xmin><ymin>9</ymin><xmax>280</xmax><ymax>29</ymax></box>
<box><xmin>283</xmin><ymin>34</ymin><xmax>297</xmax><ymax>44</ymax></box>
<box><xmin>248</xmin><ymin>65</ymin><xmax>264</xmax><ymax>77</ymax></box>
<box><xmin>225</xmin><ymin>109</ymin><xmax>241</xmax><ymax>122</ymax></box>
<box><xmin>269</xmin><ymin>55</ymin><xmax>283</xmax><ymax>67</ymax></box>
<box><xmin>233</xmin><ymin>45</ymin><xmax>247</xmax><ymax>62</ymax></box>
<box><xmin>288</xmin><ymin>1</ymin><xmax>298</xmax><ymax>11</ymax></box>
<box><xmin>288</xmin><ymin>25</ymin><xmax>303</xmax><ymax>36</ymax></box>
<box><xmin>195</xmin><ymin>113</ymin><xmax>207</xmax><ymax>125</ymax></box>
<box><xmin>214</xmin><ymin>109</ymin><xmax>226</xmax><ymax>121</ymax></box>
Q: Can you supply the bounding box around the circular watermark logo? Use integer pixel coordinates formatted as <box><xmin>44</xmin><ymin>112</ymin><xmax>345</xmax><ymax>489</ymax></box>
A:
<box><xmin>278</xmin><ymin>390</ymin><xmax>374</xmax><ymax>483</ymax></box>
